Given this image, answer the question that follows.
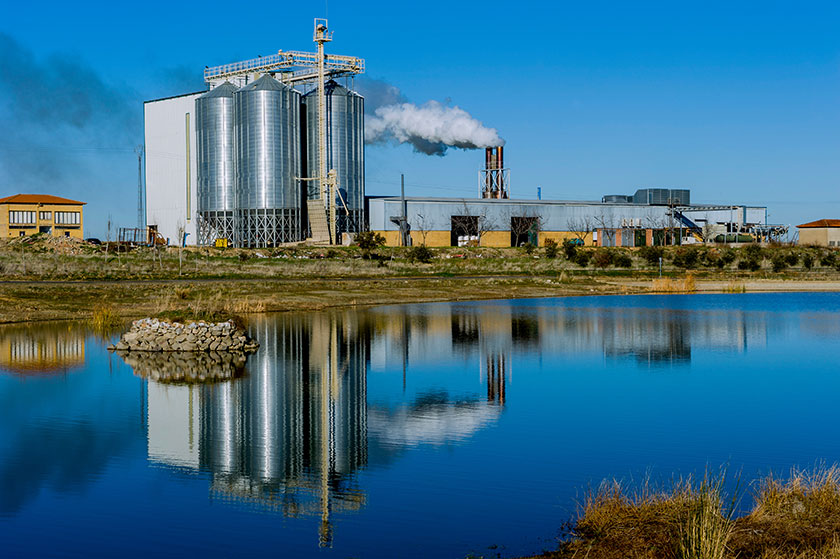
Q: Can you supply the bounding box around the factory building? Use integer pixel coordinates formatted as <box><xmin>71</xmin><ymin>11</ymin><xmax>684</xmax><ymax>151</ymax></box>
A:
<box><xmin>0</xmin><ymin>194</ymin><xmax>85</xmax><ymax>239</ymax></box>
<box><xmin>368</xmin><ymin>191</ymin><xmax>772</xmax><ymax>248</ymax></box>
<box><xmin>144</xmin><ymin>19</ymin><xmax>365</xmax><ymax>247</ymax></box>
<box><xmin>144</xmin><ymin>20</ymin><xmax>781</xmax><ymax>248</ymax></box>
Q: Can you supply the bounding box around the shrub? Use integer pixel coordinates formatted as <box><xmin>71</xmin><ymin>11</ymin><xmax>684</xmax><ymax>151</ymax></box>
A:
<box><xmin>544</xmin><ymin>239</ymin><xmax>558</xmax><ymax>259</ymax></box>
<box><xmin>673</xmin><ymin>247</ymin><xmax>700</xmax><ymax>269</ymax></box>
<box><xmin>355</xmin><ymin>231</ymin><xmax>386</xmax><ymax>251</ymax></box>
<box><xmin>720</xmin><ymin>248</ymin><xmax>737</xmax><ymax>267</ymax></box>
<box><xmin>592</xmin><ymin>249</ymin><xmax>614</xmax><ymax>269</ymax></box>
<box><xmin>785</xmin><ymin>251</ymin><xmax>799</xmax><ymax>266</ymax></box>
<box><xmin>820</xmin><ymin>251</ymin><xmax>837</xmax><ymax>267</ymax></box>
<box><xmin>771</xmin><ymin>255</ymin><xmax>787</xmax><ymax>273</ymax></box>
<box><xmin>407</xmin><ymin>244</ymin><xmax>433</xmax><ymax>263</ymax></box>
<box><xmin>803</xmin><ymin>253</ymin><xmax>814</xmax><ymax>270</ymax></box>
<box><xmin>738</xmin><ymin>258</ymin><xmax>761</xmax><ymax>271</ymax></box>
<box><xmin>562</xmin><ymin>239</ymin><xmax>578</xmax><ymax>260</ymax></box>
<box><xmin>614</xmin><ymin>252</ymin><xmax>633</xmax><ymax>268</ymax></box>
<box><xmin>639</xmin><ymin>245</ymin><xmax>664</xmax><ymax>266</ymax></box>
<box><xmin>574</xmin><ymin>250</ymin><xmax>591</xmax><ymax>267</ymax></box>
<box><xmin>742</xmin><ymin>244</ymin><xmax>764</xmax><ymax>262</ymax></box>
<box><xmin>702</xmin><ymin>249</ymin><xmax>720</xmax><ymax>268</ymax></box>
<box><xmin>523</xmin><ymin>242</ymin><xmax>536</xmax><ymax>255</ymax></box>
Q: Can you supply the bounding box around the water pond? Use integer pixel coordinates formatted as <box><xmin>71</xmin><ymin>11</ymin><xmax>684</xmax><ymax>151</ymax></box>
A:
<box><xmin>1</xmin><ymin>292</ymin><xmax>839</xmax><ymax>558</ymax></box>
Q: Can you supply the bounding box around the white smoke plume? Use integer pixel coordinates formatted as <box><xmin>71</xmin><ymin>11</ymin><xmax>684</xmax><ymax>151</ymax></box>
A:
<box><xmin>356</xmin><ymin>76</ymin><xmax>504</xmax><ymax>156</ymax></box>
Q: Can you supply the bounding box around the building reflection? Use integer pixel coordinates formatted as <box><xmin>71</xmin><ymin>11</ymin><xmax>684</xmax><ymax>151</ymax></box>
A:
<box><xmin>0</xmin><ymin>323</ymin><xmax>86</xmax><ymax>376</ymax></box>
<box><xmin>138</xmin><ymin>300</ymin><xmax>770</xmax><ymax>547</ymax></box>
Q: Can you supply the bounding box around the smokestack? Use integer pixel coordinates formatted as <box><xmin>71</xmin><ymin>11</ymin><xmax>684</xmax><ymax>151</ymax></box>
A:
<box><xmin>485</xmin><ymin>147</ymin><xmax>493</xmax><ymax>170</ymax></box>
<box><xmin>497</xmin><ymin>146</ymin><xmax>503</xmax><ymax>170</ymax></box>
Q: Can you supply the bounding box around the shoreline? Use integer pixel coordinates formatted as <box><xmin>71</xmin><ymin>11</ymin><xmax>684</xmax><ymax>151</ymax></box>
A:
<box><xmin>2</xmin><ymin>276</ymin><xmax>839</xmax><ymax>325</ymax></box>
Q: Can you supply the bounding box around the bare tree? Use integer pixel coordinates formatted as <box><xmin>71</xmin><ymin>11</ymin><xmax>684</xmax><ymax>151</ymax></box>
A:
<box><xmin>567</xmin><ymin>216</ymin><xmax>594</xmax><ymax>245</ymax></box>
<box><xmin>452</xmin><ymin>203</ymin><xmax>497</xmax><ymax>247</ymax></box>
<box><xmin>506</xmin><ymin>207</ymin><xmax>544</xmax><ymax>247</ymax></box>
<box><xmin>415</xmin><ymin>213</ymin><xmax>431</xmax><ymax>246</ymax></box>
<box><xmin>594</xmin><ymin>214</ymin><xmax>619</xmax><ymax>247</ymax></box>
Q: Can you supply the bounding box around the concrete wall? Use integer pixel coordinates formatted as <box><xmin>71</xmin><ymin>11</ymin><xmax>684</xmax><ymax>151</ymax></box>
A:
<box><xmin>1</xmin><ymin>202</ymin><xmax>85</xmax><ymax>239</ymax></box>
<box><xmin>144</xmin><ymin>92</ymin><xmax>202</xmax><ymax>245</ymax></box>
<box><xmin>799</xmin><ymin>228</ymin><xmax>840</xmax><ymax>247</ymax></box>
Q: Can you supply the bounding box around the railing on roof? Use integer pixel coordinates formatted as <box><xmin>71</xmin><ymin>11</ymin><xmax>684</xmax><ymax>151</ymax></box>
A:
<box><xmin>204</xmin><ymin>51</ymin><xmax>364</xmax><ymax>83</ymax></box>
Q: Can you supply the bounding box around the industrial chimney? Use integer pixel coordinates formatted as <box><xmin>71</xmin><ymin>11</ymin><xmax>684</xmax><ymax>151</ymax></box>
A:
<box><xmin>480</xmin><ymin>146</ymin><xmax>508</xmax><ymax>199</ymax></box>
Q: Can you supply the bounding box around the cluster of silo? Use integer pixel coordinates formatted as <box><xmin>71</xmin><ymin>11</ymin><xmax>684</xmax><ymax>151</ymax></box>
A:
<box><xmin>196</xmin><ymin>75</ymin><xmax>364</xmax><ymax>247</ymax></box>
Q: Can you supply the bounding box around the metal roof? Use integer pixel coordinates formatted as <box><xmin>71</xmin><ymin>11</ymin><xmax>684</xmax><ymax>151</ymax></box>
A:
<box><xmin>797</xmin><ymin>219</ymin><xmax>840</xmax><ymax>228</ymax></box>
<box><xmin>0</xmin><ymin>194</ymin><xmax>85</xmax><ymax>205</ymax></box>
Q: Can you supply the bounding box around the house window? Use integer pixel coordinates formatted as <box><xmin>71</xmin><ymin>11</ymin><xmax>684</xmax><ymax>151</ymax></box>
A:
<box><xmin>55</xmin><ymin>212</ymin><xmax>80</xmax><ymax>225</ymax></box>
<box><xmin>39</xmin><ymin>211</ymin><xmax>52</xmax><ymax>221</ymax></box>
<box><xmin>9</xmin><ymin>211</ymin><xmax>35</xmax><ymax>224</ymax></box>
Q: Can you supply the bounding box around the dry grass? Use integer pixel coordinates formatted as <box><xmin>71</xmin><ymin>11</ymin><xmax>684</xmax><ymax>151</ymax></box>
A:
<box><xmin>723</xmin><ymin>281</ymin><xmax>747</xmax><ymax>293</ymax></box>
<box><xmin>651</xmin><ymin>274</ymin><xmax>697</xmax><ymax>293</ymax></box>
<box><xmin>532</xmin><ymin>465</ymin><xmax>840</xmax><ymax>559</ymax></box>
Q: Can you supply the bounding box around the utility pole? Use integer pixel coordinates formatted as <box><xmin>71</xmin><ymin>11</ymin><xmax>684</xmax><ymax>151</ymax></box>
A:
<box><xmin>135</xmin><ymin>145</ymin><xmax>145</xmax><ymax>230</ymax></box>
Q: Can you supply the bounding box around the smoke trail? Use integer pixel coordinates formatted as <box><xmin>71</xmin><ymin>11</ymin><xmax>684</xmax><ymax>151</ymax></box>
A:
<box><xmin>356</xmin><ymin>76</ymin><xmax>503</xmax><ymax>156</ymax></box>
<box><xmin>0</xmin><ymin>32</ymin><xmax>140</xmax><ymax>191</ymax></box>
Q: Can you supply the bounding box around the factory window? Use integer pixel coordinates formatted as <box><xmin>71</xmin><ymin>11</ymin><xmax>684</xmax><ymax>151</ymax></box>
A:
<box><xmin>9</xmin><ymin>211</ymin><xmax>35</xmax><ymax>224</ymax></box>
<box><xmin>55</xmin><ymin>212</ymin><xmax>80</xmax><ymax>225</ymax></box>
<box><xmin>39</xmin><ymin>211</ymin><xmax>52</xmax><ymax>221</ymax></box>
<box><xmin>451</xmin><ymin>215</ymin><xmax>479</xmax><ymax>247</ymax></box>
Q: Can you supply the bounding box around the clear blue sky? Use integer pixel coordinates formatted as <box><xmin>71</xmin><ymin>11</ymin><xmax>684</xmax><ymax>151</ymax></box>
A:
<box><xmin>2</xmin><ymin>0</ymin><xmax>838</xmax><ymax>237</ymax></box>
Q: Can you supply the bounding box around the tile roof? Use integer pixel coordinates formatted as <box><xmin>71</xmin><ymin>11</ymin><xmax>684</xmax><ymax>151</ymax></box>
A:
<box><xmin>797</xmin><ymin>219</ymin><xmax>840</xmax><ymax>228</ymax></box>
<box><xmin>0</xmin><ymin>194</ymin><xmax>85</xmax><ymax>205</ymax></box>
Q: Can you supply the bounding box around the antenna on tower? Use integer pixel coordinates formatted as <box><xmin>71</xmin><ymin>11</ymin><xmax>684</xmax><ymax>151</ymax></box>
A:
<box><xmin>135</xmin><ymin>145</ymin><xmax>145</xmax><ymax>230</ymax></box>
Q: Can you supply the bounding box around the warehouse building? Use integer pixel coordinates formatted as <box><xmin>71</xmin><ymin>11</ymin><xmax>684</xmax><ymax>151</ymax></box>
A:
<box><xmin>368</xmin><ymin>190</ymin><xmax>772</xmax><ymax>247</ymax></box>
<box><xmin>0</xmin><ymin>194</ymin><xmax>85</xmax><ymax>239</ymax></box>
<box><xmin>797</xmin><ymin>219</ymin><xmax>840</xmax><ymax>247</ymax></box>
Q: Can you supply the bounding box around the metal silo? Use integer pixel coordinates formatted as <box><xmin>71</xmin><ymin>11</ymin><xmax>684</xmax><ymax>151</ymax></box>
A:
<box><xmin>303</xmin><ymin>80</ymin><xmax>365</xmax><ymax>236</ymax></box>
<box><xmin>196</xmin><ymin>82</ymin><xmax>237</xmax><ymax>246</ymax></box>
<box><xmin>234</xmin><ymin>74</ymin><xmax>302</xmax><ymax>247</ymax></box>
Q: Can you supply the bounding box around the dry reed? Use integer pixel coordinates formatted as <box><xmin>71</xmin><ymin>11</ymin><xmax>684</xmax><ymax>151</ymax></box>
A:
<box><xmin>651</xmin><ymin>273</ymin><xmax>697</xmax><ymax>293</ymax></box>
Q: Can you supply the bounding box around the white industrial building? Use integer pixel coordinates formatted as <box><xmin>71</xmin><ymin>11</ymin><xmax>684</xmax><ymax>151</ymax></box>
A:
<box><xmin>144</xmin><ymin>92</ymin><xmax>202</xmax><ymax>245</ymax></box>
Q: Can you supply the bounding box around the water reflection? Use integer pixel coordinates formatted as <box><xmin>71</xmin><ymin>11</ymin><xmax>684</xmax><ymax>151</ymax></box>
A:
<box><xmin>0</xmin><ymin>323</ymin><xmax>86</xmax><ymax>376</ymax></box>
<box><xmin>135</xmin><ymin>301</ymin><xmax>778</xmax><ymax>546</ymax></box>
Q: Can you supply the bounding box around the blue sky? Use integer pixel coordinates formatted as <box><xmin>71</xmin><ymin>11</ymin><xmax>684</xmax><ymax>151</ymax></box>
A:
<box><xmin>1</xmin><ymin>0</ymin><xmax>838</xmax><ymax>237</ymax></box>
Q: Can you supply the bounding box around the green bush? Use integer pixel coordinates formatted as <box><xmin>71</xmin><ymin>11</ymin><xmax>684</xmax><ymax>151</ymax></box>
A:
<box><xmin>672</xmin><ymin>247</ymin><xmax>700</xmax><ymax>269</ymax></box>
<box><xmin>785</xmin><ymin>251</ymin><xmax>799</xmax><ymax>266</ymax></box>
<box><xmin>544</xmin><ymin>239</ymin><xmax>558</xmax><ymax>259</ymax></box>
<box><xmin>407</xmin><ymin>245</ymin><xmax>433</xmax><ymax>263</ymax></box>
<box><xmin>355</xmin><ymin>231</ymin><xmax>386</xmax><ymax>251</ymax></box>
<box><xmin>720</xmin><ymin>248</ymin><xmax>737</xmax><ymax>267</ymax></box>
<box><xmin>738</xmin><ymin>258</ymin><xmax>761</xmax><ymax>271</ymax></box>
<box><xmin>523</xmin><ymin>242</ymin><xmax>536</xmax><ymax>255</ymax></box>
<box><xmin>592</xmin><ymin>249</ymin><xmax>614</xmax><ymax>269</ymax></box>
<box><xmin>562</xmin><ymin>239</ymin><xmax>578</xmax><ymax>260</ymax></box>
<box><xmin>771</xmin><ymin>255</ymin><xmax>787</xmax><ymax>273</ymax></box>
<box><xmin>613</xmin><ymin>252</ymin><xmax>633</xmax><ymax>268</ymax></box>
<box><xmin>574</xmin><ymin>250</ymin><xmax>591</xmax><ymax>267</ymax></box>
<box><xmin>639</xmin><ymin>246</ymin><xmax>664</xmax><ymax>266</ymax></box>
<box><xmin>742</xmin><ymin>244</ymin><xmax>764</xmax><ymax>262</ymax></box>
<box><xmin>820</xmin><ymin>251</ymin><xmax>837</xmax><ymax>267</ymax></box>
<box><xmin>803</xmin><ymin>253</ymin><xmax>814</xmax><ymax>270</ymax></box>
<box><xmin>702</xmin><ymin>249</ymin><xmax>720</xmax><ymax>268</ymax></box>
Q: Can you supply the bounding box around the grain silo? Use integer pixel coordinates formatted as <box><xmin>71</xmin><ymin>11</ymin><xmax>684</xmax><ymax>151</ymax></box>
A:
<box><xmin>303</xmin><ymin>80</ymin><xmax>365</xmax><ymax>236</ymax></box>
<box><xmin>196</xmin><ymin>82</ymin><xmax>237</xmax><ymax>245</ymax></box>
<box><xmin>234</xmin><ymin>74</ymin><xmax>302</xmax><ymax>247</ymax></box>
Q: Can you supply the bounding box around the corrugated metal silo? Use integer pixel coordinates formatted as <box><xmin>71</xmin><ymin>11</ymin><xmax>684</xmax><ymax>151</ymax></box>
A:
<box><xmin>234</xmin><ymin>74</ymin><xmax>302</xmax><ymax>247</ymax></box>
<box><xmin>196</xmin><ymin>82</ymin><xmax>237</xmax><ymax>246</ymax></box>
<box><xmin>303</xmin><ymin>80</ymin><xmax>365</xmax><ymax>235</ymax></box>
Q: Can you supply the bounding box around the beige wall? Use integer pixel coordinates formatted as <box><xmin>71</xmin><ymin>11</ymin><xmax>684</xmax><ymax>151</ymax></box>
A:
<box><xmin>799</xmin><ymin>228</ymin><xmax>840</xmax><ymax>247</ymax></box>
<box><xmin>1</xmin><ymin>203</ymin><xmax>85</xmax><ymax>239</ymax></box>
<box><xmin>373</xmin><ymin>229</ymin><xmax>596</xmax><ymax>248</ymax></box>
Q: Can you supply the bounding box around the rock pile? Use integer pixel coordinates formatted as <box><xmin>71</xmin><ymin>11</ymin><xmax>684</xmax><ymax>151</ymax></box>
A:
<box><xmin>109</xmin><ymin>318</ymin><xmax>259</xmax><ymax>353</ymax></box>
<box><xmin>119</xmin><ymin>350</ymin><xmax>247</xmax><ymax>384</ymax></box>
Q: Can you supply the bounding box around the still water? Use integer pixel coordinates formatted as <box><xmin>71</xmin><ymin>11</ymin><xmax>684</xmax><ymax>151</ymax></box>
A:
<box><xmin>1</xmin><ymin>293</ymin><xmax>840</xmax><ymax>558</ymax></box>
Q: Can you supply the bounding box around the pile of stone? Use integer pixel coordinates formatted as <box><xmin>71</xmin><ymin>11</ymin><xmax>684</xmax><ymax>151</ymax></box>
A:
<box><xmin>108</xmin><ymin>318</ymin><xmax>259</xmax><ymax>353</ymax></box>
<box><xmin>120</xmin><ymin>350</ymin><xmax>247</xmax><ymax>384</ymax></box>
